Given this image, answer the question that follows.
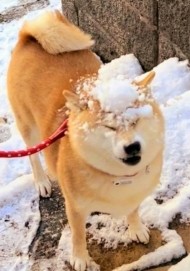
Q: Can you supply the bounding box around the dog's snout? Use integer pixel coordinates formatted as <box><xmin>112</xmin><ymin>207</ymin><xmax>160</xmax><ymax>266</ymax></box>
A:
<box><xmin>124</xmin><ymin>141</ymin><xmax>141</xmax><ymax>156</ymax></box>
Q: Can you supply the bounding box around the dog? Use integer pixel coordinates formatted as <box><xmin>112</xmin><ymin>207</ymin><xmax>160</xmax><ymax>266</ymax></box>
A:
<box><xmin>7</xmin><ymin>11</ymin><xmax>164</xmax><ymax>271</ymax></box>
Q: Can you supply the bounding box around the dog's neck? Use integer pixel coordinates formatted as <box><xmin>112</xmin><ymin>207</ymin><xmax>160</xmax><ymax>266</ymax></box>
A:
<box><xmin>98</xmin><ymin>165</ymin><xmax>150</xmax><ymax>186</ymax></box>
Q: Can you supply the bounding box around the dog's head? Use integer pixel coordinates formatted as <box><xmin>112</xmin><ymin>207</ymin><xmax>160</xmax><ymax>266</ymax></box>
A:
<box><xmin>63</xmin><ymin>72</ymin><xmax>164</xmax><ymax>177</ymax></box>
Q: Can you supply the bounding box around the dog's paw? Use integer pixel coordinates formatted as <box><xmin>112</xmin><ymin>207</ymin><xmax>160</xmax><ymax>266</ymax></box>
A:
<box><xmin>70</xmin><ymin>255</ymin><xmax>99</xmax><ymax>271</ymax></box>
<box><xmin>128</xmin><ymin>222</ymin><xmax>150</xmax><ymax>244</ymax></box>
<box><xmin>35</xmin><ymin>177</ymin><xmax>52</xmax><ymax>197</ymax></box>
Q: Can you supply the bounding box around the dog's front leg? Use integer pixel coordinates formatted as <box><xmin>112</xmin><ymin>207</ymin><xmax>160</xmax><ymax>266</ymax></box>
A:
<box><xmin>66</xmin><ymin>202</ymin><xmax>98</xmax><ymax>271</ymax></box>
<box><xmin>127</xmin><ymin>208</ymin><xmax>150</xmax><ymax>244</ymax></box>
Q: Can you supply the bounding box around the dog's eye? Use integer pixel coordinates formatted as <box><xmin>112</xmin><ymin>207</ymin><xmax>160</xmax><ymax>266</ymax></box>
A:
<box><xmin>104</xmin><ymin>125</ymin><xmax>116</xmax><ymax>131</ymax></box>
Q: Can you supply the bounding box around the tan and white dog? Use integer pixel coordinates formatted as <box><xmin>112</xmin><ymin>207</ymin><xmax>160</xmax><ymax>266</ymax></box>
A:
<box><xmin>7</xmin><ymin>11</ymin><xmax>164</xmax><ymax>271</ymax></box>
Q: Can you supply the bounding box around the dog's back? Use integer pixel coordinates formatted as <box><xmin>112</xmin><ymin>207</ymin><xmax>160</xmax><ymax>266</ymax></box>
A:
<box><xmin>7</xmin><ymin>11</ymin><xmax>101</xmax><ymax>180</ymax></box>
<box><xmin>8</xmin><ymin>10</ymin><xmax>100</xmax><ymax>134</ymax></box>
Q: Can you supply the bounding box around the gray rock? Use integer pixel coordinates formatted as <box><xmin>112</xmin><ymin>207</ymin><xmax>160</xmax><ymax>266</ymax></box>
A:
<box><xmin>158</xmin><ymin>0</ymin><xmax>190</xmax><ymax>63</ymax></box>
<box><xmin>61</xmin><ymin>0</ymin><xmax>158</xmax><ymax>71</ymax></box>
<box><xmin>61</xmin><ymin>0</ymin><xmax>190</xmax><ymax>71</ymax></box>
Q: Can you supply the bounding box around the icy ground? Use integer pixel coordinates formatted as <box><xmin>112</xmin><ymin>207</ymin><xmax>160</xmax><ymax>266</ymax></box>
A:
<box><xmin>0</xmin><ymin>1</ymin><xmax>190</xmax><ymax>271</ymax></box>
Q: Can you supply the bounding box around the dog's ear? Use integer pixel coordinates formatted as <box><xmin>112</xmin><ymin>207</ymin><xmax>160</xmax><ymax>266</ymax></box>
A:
<box><xmin>63</xmin><ymin>90</ymin><xmax>80</xmax><ymax>111</ymax></box>
<box><xmin>134</xmin><ymin>71</ymin><xmax>155</xmax><ymax>88</ymax></box>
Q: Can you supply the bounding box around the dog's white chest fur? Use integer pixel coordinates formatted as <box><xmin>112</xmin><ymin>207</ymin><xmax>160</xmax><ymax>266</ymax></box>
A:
<box><xmin>77</xmin><ymin>156</ymin><xmax>161</xmax><ymax>218</ymax></box>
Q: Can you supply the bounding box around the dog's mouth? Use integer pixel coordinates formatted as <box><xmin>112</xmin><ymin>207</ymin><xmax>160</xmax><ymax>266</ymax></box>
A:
<box><xmin>121</xmin><ymin>155</ymin><xmax>141</xmax><ymax>166</ymax></box>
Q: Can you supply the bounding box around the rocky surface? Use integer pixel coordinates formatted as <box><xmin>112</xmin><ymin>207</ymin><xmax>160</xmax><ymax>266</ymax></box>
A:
<box><xmin>61</xmin><ymin>0</ymin><xmax>190</xmax><ymax>71</ymax></box>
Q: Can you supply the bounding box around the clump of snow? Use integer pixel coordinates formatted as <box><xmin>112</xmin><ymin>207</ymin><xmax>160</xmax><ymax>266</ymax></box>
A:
<box><xmin>76</xmin><ymin>55</ymin><xmax>154</xmax><ymax>129</ymax></box>
<box><xmin>123</xmin><ymin>104</ymin><xmax>153</xmax><ymax>121</ymax></box>
<box><xmin>92</xmin><ymin>78</ymin><xmax>139</xmax><ymax>113</ymax></box>
<box><xmin>87</xmin><ymin>99</ymin><xmax>94</xmax><ymax>110</ymax></box>
<box><xmin>0</xmin><ymin>123</ymin><xmax>11</xmax><ymax>143</ymax></box>
<box><xmin>79</xmin><ymin>122</ymin><xmax>89</xmax><ymax>132</ymax></box>
<box><xmin>76</xmin><ymin>55</ymin><xmax>148</xmax><ymax>122</ymax></box>
<box><xmin>90</xmin><ymin>55</ymin><xmax>149</xmax><ymax>116</ymax></box>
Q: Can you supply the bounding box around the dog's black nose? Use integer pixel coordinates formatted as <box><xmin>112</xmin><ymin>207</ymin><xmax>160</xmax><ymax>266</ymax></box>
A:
<box><xmin>122</xmin><ymin>142</ymin><xmax>141</xmax><ymax>166</ymax></box>
<box><xmin>124</xmin><ymin>141</ymin><xmax>141</xmax><ymax>156</ymax></box>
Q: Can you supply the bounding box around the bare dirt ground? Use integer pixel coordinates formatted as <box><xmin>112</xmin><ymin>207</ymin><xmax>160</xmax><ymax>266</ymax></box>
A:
<box><xmin>1</xmin><ymin>1</ymin><xmax>190</xmax><ymax>270</ymax></box>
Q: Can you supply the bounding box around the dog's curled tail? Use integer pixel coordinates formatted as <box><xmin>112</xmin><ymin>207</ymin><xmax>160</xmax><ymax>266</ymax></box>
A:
<box><xmin>20</xmin><ymin>10</ymin><xmax>94</xmax><ymax>54</ymax></box>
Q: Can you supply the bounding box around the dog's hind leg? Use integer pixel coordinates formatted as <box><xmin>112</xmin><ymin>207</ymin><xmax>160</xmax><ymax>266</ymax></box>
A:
<box><xmin>29</xmin><ymin>153</ymin><xmax>52</xmax><ymax>197</ymax></box>
<box><xmin>127</xmin><ymin>208</ymin><xmax>150</xmax><ymax>244</ymax></box>
<box><xmin>16</xmin><ymin>121</ymin><xmax>52</xmax><ymax>197</ymax></box>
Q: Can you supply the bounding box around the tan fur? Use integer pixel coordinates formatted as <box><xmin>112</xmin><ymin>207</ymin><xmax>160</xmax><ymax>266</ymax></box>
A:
<box><xmin>8</xmin><ymin>11</ymin><xmax>100</xmax><ymax>183</ymax></box>
<box><xmin>21</xmin><ymin>10</ymin><xmax>94</xmax><ymax>54</ymax></box>
<box><xmin>7</xmin><ymin>11</ymin><xmax>164</xmax><ymax>271</ymax></box>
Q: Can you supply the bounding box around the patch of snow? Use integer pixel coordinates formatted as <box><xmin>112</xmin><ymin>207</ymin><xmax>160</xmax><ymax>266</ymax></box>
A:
<box><xmin>0</xmin><ymin>0</ymin><xmax>18</xmax><ymax>13</ymax></box>
<box><xmin>113</xmin><ymin>229</ymin><xmax>185</xmax><ymax>271</ymax></box>
<box><xmin>0</xmin><ymin>175</ymin><xmax>40</xmax><ymax>271</ymax></box>
<box><xmin>151</xmin><ymin>58</ymin><xmax>190</xmax><ymax>103</ymax></box>
<box><xmin>0</xmin><ymin>124</ymin><xmax>32</xmax><ymax>186</ymax></box>
<box><xmin>153</xmin><ymin>91</ymin><xmax>190</xmax><ymax>214</ymax></box>
<box><xmin>168</xmin><ymin>254</ymin><xmax>190</xmax><ymax>271</ymax></box>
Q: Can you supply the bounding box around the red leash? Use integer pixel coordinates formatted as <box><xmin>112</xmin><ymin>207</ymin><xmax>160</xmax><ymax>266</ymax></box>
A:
<box><xmin>0</xmin><ymin>119</ymin><xmax>68</xmax><ymax>158</ymax></box>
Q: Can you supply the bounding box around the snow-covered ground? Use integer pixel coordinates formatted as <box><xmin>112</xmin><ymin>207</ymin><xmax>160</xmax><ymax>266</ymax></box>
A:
<box><xmin>0</xmin><ymin>0</ymin><xmax>18</xmax><ymax>13</ymax></box>
<box><xmin>0</xmin><ymin>1</ymin><xmax>190</xmax><ymax>271</ymax></box>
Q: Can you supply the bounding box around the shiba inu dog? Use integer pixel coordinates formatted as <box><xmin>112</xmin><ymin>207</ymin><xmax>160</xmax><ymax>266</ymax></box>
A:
<box><xmin>7</xmin><ymin>11</ymin><xmax>164</xmax><ymax>271</ymax></box>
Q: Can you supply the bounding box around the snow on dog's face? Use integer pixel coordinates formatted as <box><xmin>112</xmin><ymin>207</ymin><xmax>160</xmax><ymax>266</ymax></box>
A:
<box><xmin>63</xmin><ymin>72</ymin><xmax>164</xmax><ymax>177</ymax></box>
